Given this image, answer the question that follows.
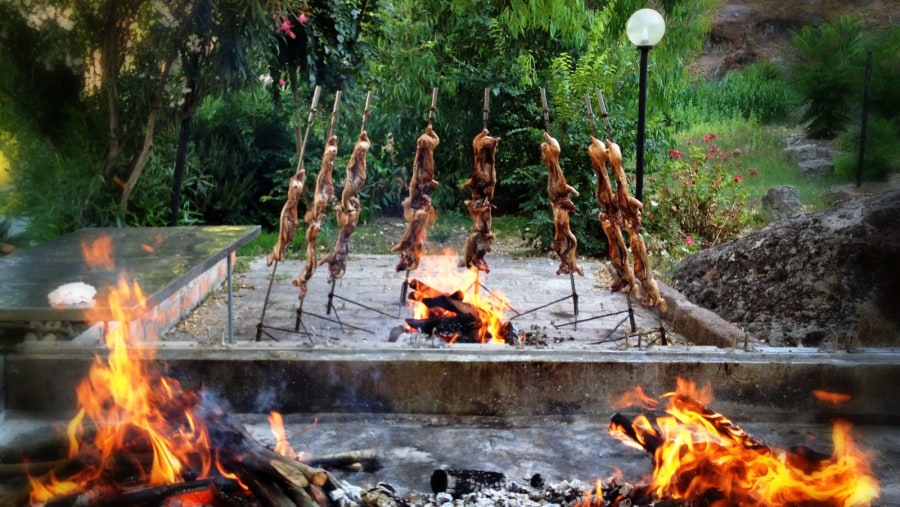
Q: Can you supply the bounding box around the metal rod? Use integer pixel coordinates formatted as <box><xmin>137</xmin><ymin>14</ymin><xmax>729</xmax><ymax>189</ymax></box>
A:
<box><xmin>256</xmin><ymin>260</ymin><xmax>280</xmax><ymax>341</ymax></box>
<box><xmin>427</xmin><ymin>87</ymin><xmax>438</xmax><ymax>127</ymax></box>
<box><xmin>297</xmin><ymin>85</ymin><xmax>322</xmax><ymax>168</ymax></box>
<box><xmin>585</xmin><ymin>93</ymin><xmax>597</xmax><ymax>137</ymax></box>
<box><xmin>327</xmin><ymin>90</ymin><xmax>342</xmax><ymax>139</ymax></box>
<box><xmin>635</xmin><ymin>47</ymin><xmax>650</xmax><ymax>201</ymax></box>
<box><xmin>553</xmin><ymin>308</ymin><xmax>631</xmax><ymax>328</ymax></box>
<box><xmin>360</xmin><ymin>90</ymin><xmax>372</xmax><ymax>135</ymax></box>
<box><xmin>596</xmin><ymin>90</ymin><xmax>614</xmax><ymax>140</ymax></box>
<box><xmin>227</xmin><ymin>253</ymin><xmax>234</xmax><ymax>344</ymax></box>
<box><xmin>570</xmin><ymin>272</ymin><xmax>579</xmax><ymax>317</ymax></box>
<box><xmin>540</xmin><ymin>87</ymin><xmax>551</xmax><ymax>134</ymax></box>
<box><xmin>856</xmin><ymin>49</ymin><xmax>873</xmax><ymax>188</ymax></box>
<box><xmin>482</xmin><ymin>88</ymin><xmax>490</xmax><ymax>130</ymax></box>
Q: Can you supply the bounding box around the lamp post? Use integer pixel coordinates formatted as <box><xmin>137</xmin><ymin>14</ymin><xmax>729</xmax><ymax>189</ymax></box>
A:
<box><xmin>626</xmin><ymin>8</ymin><xmax>665</xmax><ymax>202</ymax></box>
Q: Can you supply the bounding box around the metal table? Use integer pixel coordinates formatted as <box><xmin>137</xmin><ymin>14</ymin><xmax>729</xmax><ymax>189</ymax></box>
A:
<box><xmin>0</xmin><ymin>225</ymin><xmax>260</xmax><ymax>342</ymax></box>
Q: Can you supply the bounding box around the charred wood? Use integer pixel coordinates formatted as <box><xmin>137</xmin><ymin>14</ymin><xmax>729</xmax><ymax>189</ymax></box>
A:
<box><xmin>362</xmin><ymin>482</ymin><xmax>409</xmax><ymax>507</ymax></box>
<box><xmin>430</xmin><ymin>468</ymin><xmax>518</xmax><ymax>498</ymax></box>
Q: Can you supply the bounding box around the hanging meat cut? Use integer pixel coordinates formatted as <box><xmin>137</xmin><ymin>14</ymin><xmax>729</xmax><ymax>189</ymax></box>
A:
<box><xmin>392</xmin><ymin>125</ymin><xmax>440</xmax><ymax>272</ymax></box>
<box><xmin>267</xmin><ymin>163</ymin><xmax>305</xmax><ymax>266</ymax></box>
<box><xmin>294</xmin><ymin>135</ymin><xmax>338</xmax><ymax>297</ymax></box>
<box><xmin>541</xmin><ymin>132</ymin><xmax>583</xmax><ymax>276</ymax></box>
<box><xmin>319</xmin><ymin>131</ymin><xmax>371</xmax><ymax>283</ymax></box>
<box><xmin>605</xmin><ymin>138</ymin><xmax>667</xmax><ymax>311</ymax></box>
<box><xmin>460</xmin><ymin>129</ymin><xmax>499</xmax><ymax>272</ymax></box>
<box><xmin>589</xmin><ymin>137</ymin><xmax>635</xmax><ymax>293</ymax></box>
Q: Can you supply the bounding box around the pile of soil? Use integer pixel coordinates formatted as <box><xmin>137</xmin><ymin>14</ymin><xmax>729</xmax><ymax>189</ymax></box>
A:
<box><xmin>671</xmin><ymin>188</ymin><xmax>900</xmax><ymax>347</ymax></box>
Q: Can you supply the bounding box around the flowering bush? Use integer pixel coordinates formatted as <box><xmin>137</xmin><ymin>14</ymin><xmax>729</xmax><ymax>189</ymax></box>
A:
<box><xmin>646</xmin><ymin>134</ymin><xmax>758</xmax><ymax>255</ymax></box>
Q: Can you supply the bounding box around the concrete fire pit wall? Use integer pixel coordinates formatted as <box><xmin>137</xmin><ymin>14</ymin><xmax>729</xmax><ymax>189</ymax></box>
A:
<box><xmin>5</xmin><ymin>346</ymin><xmax>899</xmax><ymax>425</ymax></box>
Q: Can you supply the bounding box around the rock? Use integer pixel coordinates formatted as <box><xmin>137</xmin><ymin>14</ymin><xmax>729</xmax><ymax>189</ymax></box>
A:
<box><xmin>783</xmin><ymin>143</ymin><xmax>819</xmax><ymax>161</ymax></box>
<box><xmin>798</xmin><ymin>158</ymin><xmax>834</xmax><ymax>177</ymax></box>
<box><xmin>761</xmin><ymin>185</ymin><xmax>802</xmax><ymax>220</ymax></box>
<box><xmin>672</xmin><ymin>189</ymin><xmax>900</xmax><ymax>346</ymax></box>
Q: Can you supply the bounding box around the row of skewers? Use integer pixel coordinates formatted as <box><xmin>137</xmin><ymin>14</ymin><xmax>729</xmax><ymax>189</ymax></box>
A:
<box><xmin>266</xmin><ymin>87</ymin><xmax>666</xmax><ymax>311</ymax></box>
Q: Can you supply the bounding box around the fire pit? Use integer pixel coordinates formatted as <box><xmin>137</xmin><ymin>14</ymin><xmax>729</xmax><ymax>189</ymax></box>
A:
<box><xmin>2</xmin><ymin>237</ymin><xmax>898</xmax><ymax>505</ymax></box>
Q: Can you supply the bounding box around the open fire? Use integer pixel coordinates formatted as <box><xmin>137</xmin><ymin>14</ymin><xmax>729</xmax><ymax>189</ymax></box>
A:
<box><xmin>402</xmin><ymin>252</ymin><xmax>518</xmax><ymax>344</ymax></box>
<box><xmin>8</xmin><ymin>238</ymin><xmax>883</xmax><ymax>506</ymax></box>
<box><xmin>606</xmin><ymin>379</ymin><xmax>880</xmax><ymax>506</ymax></box>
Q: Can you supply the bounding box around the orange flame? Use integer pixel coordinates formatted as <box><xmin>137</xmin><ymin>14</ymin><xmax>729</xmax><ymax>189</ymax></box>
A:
<box><xmin>269</xmin><ymin>411</ymin><xmax>297</xmax><ymax>459</ymax></box>
<box><xmin>609</xmin><ymin>378</ymin><xmax>880</xmax><ymax>506</ymax></box>
<box><xmin>407</xmin><ymin>251</ymin><xmax>511</xmax><ymax>344</ymax></box>
<box><xmin>813</xmin><ymin>389</ymin><xmax>852</xmax><ymax>406</ymax></box>
<box><xmin>29</xmin><ymin>237</ymin><xmax>224</xmax><ymax>504</ymax></box>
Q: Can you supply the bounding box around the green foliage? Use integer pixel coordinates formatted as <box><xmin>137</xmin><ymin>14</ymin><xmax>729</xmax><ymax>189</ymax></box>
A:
<box><xmin>678</xmin><ymin>62</ymin><xmax>801</xmax><ymax>124</ymax></box>
<box><xmin>835</xmin><ymin>116</ymin><xmax>900</xmax><ymax>182</ymax></box>
<box><xmin>646</xmin><ymin>133</ymin><xmax>758</xmax><ymax>257</ymax></box>
<box><xmin>790</xmin><ymin>15</ymin><xmax>865</xmax><ymax>139</ymax></box>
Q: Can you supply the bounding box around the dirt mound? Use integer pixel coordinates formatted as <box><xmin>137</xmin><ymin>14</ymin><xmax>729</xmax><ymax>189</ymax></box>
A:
<box><xmin>671</xmin><ymin>188</ymin><xmax>900</xmax><ymax>347</ymax></box>
<box><xmin>697</xmin><ymin>0</ymin><xmax>900</xmax><ymax>77</ymax></box>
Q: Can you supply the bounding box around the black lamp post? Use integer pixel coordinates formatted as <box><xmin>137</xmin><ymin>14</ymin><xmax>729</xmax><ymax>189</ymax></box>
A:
<box><xmin>626</xmin><ymin>8</ymin><xmax>666</xmax><ymax>202</ymax></box>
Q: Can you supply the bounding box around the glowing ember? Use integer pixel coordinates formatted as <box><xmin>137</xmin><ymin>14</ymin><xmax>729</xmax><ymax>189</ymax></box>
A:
<box><xmin>609</xmin><ymin>378</ymin><xmax>881</xmax><ymax>506</ymax></box>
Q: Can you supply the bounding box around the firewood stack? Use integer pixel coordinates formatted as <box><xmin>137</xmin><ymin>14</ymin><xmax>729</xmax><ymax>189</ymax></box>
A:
<box><xmin>392</xmin><ymin>124</ymin><xmax>440</xmax><ymax>272</ymax></box>
<box><xmin>460</xmin><ymin>128</ymin><xmax>499</xmax><ymax>273</ymax></box>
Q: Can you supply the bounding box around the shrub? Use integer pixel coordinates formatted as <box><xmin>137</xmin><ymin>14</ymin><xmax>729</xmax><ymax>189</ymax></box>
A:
<box><xmin>645</xmin><ymin>133</ymin><xmax>758</xmax><ymax>256</ymax></box>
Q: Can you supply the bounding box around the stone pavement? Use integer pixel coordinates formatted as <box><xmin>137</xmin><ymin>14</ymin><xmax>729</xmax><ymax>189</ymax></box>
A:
<box><xmin>164</xmin><ymin>253</ymin><xmax>686</xmax><ymax>349</ymax></box>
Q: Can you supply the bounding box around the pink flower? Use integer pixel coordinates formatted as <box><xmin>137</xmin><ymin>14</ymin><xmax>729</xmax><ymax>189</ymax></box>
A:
<box><xmin>279</xmin><ymin>78</ymin><xmax>286</xmax><ymax>88</ymax></box>
<box><xmin>732</xmin><ymin>148</ymin><xmax>742</xmax><ymax>158</ymax></box>
<box><xmin>279</xmin><ymin>19</ymin><xmax>296</xmax><ymax>39</ymax></box>
<box><xmin>702</xmin><ymin>133</ymin><xmax>716</xmax><ymax>143</ymax></box>
<box><xmin>668</xmin><ymin>149</ymin><xmax>683</xmax><ymax>160</ymax></box>
<box><xmin>685</xmin><ymin>236</ymin><xmax>696</xmax><ymax>245</ymax></box>
<box><xmin>733</xmin><ymin>174</ymin><xmax>743</xmax><ymax>183</ymax></box>
<box><xmin>749</xmin><ymin>168</ymin><xmax>759</xmax><ymax>177</ymax></box>
<box><xmin>298</xmin><ymin>13</ymin><xmax>308</xmax><ymax>24</ymax></box>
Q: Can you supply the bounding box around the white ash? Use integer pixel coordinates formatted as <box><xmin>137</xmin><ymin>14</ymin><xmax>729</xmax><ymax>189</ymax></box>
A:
<box><xmin>47</xmin><ymin>281</ymin><xmax>96</xmax><ymax>308</ymax></box>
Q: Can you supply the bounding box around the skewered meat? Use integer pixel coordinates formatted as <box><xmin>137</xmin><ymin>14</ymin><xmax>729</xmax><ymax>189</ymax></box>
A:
<box><xmin>630</xmin><ymin>228</ymin><xmax>666</xmax><ymax>311</ymax></box>
<box><xmin>541</xmin><ymin>132</ymin><xmax>583</xmax><ymax>277</ymax></box>
<box><xmin>600</xmin><ymin>212</ymin><xmax>635</xmax><ymax>293</ymax></box>
<box><xmin>267</xmin><ymin>164</ymin><xmax>305</xmax><ymax>266</ymax></box>
<box><xmin>461</xmin><ymin>129</ymin><xmax>499</xmax><ymax>272</ymax></box>
<box><xmin>408</xmin><ymin>126</ymin><xmax>440</xmax><ymax>210</ymax></box>
<box><xmin>588</xmin><ymin>137</ymin><xmax>616</xmax><ymax>215</ymax></box>
<box><xmin>392</xmin><ymin>203</ymin><xmax>435</xmax><ymax>272</ymax></box>
<box><xmin>394</xmin><ymin>126</ymin><xmax>440</xmax><ymax>272</ymax></box>
<box><xmin>606</xmin><ymin>139</ymin><xmax>643</xmax><ymax>231</ymax></box>
<box><xmin>320</xmin><ymin>131</ymin><xmax>371</xmax><ymax>283</ymax></box>
<box><xmin>294</xmin><ymin>135</ymin><xmax>339</xmax><ymax>297</ymax></box>
<box><xmin>542</xmin><ymin>132</ymin><xmax>579</xmax><ymax>212</ymax></box>
<box><xmin>590</xmin><ymin>137</ymin><xmax>636</xmax><ymax>293</ymax></box>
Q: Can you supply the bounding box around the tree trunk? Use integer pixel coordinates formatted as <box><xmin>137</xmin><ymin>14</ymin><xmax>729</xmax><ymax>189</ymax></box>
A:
<box><xmin>168</xmin><ymin>112</ymin><xmax>194</xmax><ymax>226</ymax></box>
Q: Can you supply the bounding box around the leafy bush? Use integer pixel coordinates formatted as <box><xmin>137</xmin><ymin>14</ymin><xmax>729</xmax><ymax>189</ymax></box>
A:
<box><xmin>790</xmin><ymin>15</ymin><xmax>865</xmax><ymax>139</ymax></box>
<box><xmin>645</xmin><ymin>133</ymin><xmax>758</xmax><ymax>256</ymax></box>
<box><xmin>834</xmin><ymin>116</ymin><xmax>900</xmax><ymax>182</ymax></box>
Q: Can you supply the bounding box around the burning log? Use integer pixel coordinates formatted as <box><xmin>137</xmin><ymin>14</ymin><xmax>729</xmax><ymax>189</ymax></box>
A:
<box><xmin>609</xmin><ymin>379</ymin><xmax>881</xmax><ymax>506</ymax></box>
<box><xmin>404</xmin><ymin>279</ymin><xmax>518</xmax><ymax>344</ymax></box>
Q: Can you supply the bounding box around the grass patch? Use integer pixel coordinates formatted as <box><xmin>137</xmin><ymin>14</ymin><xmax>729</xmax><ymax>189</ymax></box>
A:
<box><xmin>675</xmin><ymin>120</ymin><xmax>853</xmax><ymax>211</ymax></box>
